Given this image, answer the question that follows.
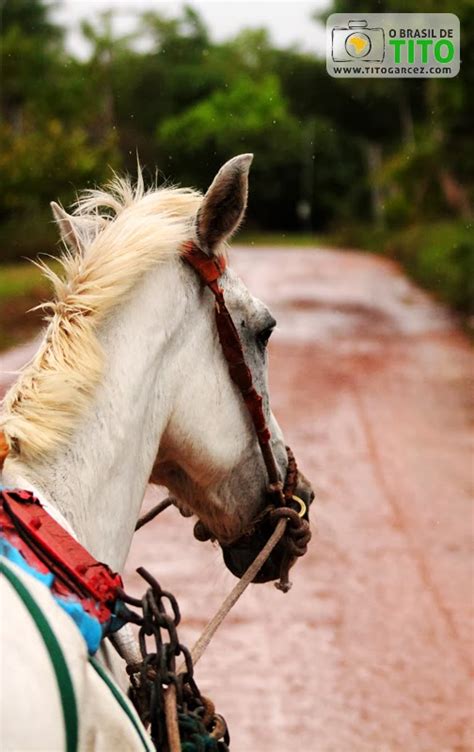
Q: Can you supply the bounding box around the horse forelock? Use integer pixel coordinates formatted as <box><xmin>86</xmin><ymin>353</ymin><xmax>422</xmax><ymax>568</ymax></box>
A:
<box><xmin>1</xmin><ymin>171</ymin><xmax>203</xmax><ymax>463</ymax></box>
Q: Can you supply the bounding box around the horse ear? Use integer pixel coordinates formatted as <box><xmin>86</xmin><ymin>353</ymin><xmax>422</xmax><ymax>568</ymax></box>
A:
<box><xmin>196</xmin><ymin>153</ymin><xmax>253</xmax><ymax>255</ymax></box>
<box><xmin>50</xmin><ymin>202</ymin><xmax>84</xmax><ymax>254</ymax></box>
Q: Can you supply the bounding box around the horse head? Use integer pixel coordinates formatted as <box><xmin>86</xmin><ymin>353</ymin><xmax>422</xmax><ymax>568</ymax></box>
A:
<box><xmin>1</xmin><ymin>155</ymin><xmax>313</xmax><ymax>582</ymax></box>
<box><xmin>148</xmin><ymin>154</ymin><xmax>314</xmax><ymax>582</ymax></box>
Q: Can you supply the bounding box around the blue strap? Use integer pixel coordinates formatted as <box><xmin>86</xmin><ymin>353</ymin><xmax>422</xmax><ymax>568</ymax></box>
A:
<box><xmin>0</xmin><ymin>538</ymin><xmax>102</xmax><ymax>654</ymax></box>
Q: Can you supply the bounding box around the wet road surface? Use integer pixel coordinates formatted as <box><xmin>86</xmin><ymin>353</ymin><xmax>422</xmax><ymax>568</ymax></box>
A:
<box><xmin>1</xmin><ymin>247</ymin><xmax>473</xmax><ymax>751</ymax></box>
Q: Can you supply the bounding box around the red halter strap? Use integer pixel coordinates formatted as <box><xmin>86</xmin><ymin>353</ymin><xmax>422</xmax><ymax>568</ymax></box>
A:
<box><xmin>181</xmin><ymin>241</ymin><xmax>227</xmax><ymax>291</ymax></box>
<box><xmin>182</xmin><ymin>240</ymin><xmax>283</xmax><ymax>496</ymax></box>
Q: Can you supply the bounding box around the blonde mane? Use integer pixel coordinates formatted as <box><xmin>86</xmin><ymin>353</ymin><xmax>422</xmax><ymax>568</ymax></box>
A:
<box><xmin>1</xmin><ymin>171</ymin><xmax>203</xmax><ymax>462</ymax></box>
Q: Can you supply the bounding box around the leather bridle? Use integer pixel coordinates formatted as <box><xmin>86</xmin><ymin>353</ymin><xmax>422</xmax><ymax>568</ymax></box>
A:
<box><xmin>182</xmin><ymin>240</ymin><xmax>311</xmax><ymax>589</ymax></box>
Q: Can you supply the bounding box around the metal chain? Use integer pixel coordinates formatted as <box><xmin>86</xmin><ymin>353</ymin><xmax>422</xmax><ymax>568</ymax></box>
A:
<box><xmin>115</xmin><ymin>567</ymin><xmax>230</xmax><ymax>752</ymax></box>
<box><xmin>126</xmin><ymin>450</ymin><xmax>311</xmax><ymax>749</ymax></box>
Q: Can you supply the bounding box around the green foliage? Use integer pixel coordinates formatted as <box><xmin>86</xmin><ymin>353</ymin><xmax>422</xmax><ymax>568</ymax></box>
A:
<box><xmin>1</xmin><ymin>0</ymin><xmax>63</xmax><ymax>122</ymax></box>
<box><xmin>158</xmin><ymin>74</ymin><xmax>304</xmax><ymax>227</ymax></box>
<box><xmin>0</xmin><ymin>259</ymin><xmax>57</xmax><ymax>350</ymax></box>
<box><xmin>0</xmin><ymin>0</ymin><xmax>472</xmax><ymax>317</ymax></box>
<box><xmin>160</xmin><ymin>74</ymin><xmax>290</xmax><ymax>151</ymax></box>
<box><xmin>0</xmin><ymin>120</ymin><xmax>118</xmax><ymax>211</ymax></box>
<box><xmin>0</xmin><ymin>260</ymin><xmax>57</xmax><ymax>301</ymax></box>
<box><xmin>0</xmin><ymin>118</ymin><xmax>119</xmax><ymax>260</ymax></box>
<box><xmin>389</xmin><ymin>222</ymin><xmax>474</xmax><ymax>314</ymax></box>
<box><xmin>336</xmin><ymin>220</ymin><xmax>474</xmax><ymax>314</ymax></box>
<box><xmin>378</xmin><ymin>132</ymin><xmax>442</xmax><ymax>225</ymax></box>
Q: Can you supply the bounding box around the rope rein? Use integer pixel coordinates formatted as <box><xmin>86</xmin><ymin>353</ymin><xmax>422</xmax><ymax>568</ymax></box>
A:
<box><xmin>135</xmin><ymin>499</ymin><xmax>289</xmax><ymax>669</ymax></box>
<box><xmin>152</xmin><ymin>516</ymin><xmax>289</xmax><ymax>752</ymax></box>
<box><xmin>131</xmin><ymin>505</ymin><xmax>289</xmax><ymax>752</ymax></box>
<box><xmin>185</xmin><ymin>519</ymin><xmax>288</xmax><ymax>667</ymax></box>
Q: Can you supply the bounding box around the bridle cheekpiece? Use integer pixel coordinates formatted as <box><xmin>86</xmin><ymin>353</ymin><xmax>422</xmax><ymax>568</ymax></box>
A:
<box><xmin>182</xmin><ymin>240</ymin><xmax>311</xmax><ymax>590</ymax></box>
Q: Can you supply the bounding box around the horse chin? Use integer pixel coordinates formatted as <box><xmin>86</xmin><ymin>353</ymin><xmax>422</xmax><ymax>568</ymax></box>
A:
<box><xmin>191</xmin><ymin>513</ymin><xmax>283</xmax><ymax>581</ymax></box>
<box><xmin>221</xmin><ymin>476</ymin><xmax>315</xmax><ymax>583</ymax></box>
<box><xmin>188</xmin><ymin>471</ymin><xmax>314</xmax><ymax>584</ymax></box>
<box><xmin>220</xmin><ymin>518</ymin><xmax>285</xmax><ymax>582</ymax></box>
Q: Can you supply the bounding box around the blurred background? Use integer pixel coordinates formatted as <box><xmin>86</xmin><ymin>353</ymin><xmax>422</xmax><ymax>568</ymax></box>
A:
<box><xmin>0</xmin><ymin>0</ymin><xmax>472</xmax><ymax>349</ymax></box>
<box><xmin>1</xmin><ymin>3</ymin><xmax>473</xmax><ymax>750</ymax></box>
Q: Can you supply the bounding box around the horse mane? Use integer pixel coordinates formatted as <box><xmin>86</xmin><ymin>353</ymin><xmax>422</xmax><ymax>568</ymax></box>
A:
<box><xmin>1</xmin><ymin>169</ymin><xmax>203</xmax><ymax>463</ymax></box>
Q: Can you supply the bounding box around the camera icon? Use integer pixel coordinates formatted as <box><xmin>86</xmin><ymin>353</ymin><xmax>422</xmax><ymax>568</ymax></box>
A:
<box><xmin>331</xmin><ymin>19</ymin><xmax>385</xmax><ymax>63</ymax></box>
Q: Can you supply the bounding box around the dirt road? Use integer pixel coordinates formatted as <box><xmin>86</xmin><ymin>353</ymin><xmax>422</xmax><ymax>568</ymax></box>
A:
<box><xmin>1</xmin><ymin>247</ymin><xmax>473</xmax><ymax>751</ymax></box>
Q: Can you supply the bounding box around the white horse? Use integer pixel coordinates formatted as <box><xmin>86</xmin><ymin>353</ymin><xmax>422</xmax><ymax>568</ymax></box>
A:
<box><xmin>0</xmin><ymin>154</ymin><xmax>312</xmax><ymax>751</ymax></box>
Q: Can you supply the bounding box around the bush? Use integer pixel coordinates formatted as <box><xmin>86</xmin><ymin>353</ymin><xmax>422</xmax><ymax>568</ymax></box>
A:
<box><xmin>390</xmin><ymin>222</ymin><xmax>474</xmax><ymax>315</ymax></box>
<box><xmin>339</xmin><ymin>221</ymin><xmax>474</xmax><ymax>315</ymax></box>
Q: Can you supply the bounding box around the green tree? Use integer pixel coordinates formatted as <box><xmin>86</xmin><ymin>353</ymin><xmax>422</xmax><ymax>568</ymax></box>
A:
<box><xmin>320</xmin><ymin>0</ymin><xmax>473</xmax><ymax>225</ymax></box>
<box><xmin>0</xmin><ymin>0</ymin><xmax>120</xmax><ymax>259</ymax></box>
<box><xmin>158</xmin><ymin>73</ymin><xmax>303</xmax><ymax>228</ymax></box>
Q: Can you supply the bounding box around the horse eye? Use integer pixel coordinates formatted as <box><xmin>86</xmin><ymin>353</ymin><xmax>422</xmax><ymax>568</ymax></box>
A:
<box><xmin>257</xmin><ymin>326</ymin><xmax>274</xmax><ymax>348</ymax></box>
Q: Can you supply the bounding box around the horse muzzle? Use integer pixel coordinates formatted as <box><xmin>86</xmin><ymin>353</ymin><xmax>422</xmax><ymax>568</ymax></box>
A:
<box><xmin>221</xmin><ymin>470</ymin><xmax>314</xmax><ymax>583</ymax></box>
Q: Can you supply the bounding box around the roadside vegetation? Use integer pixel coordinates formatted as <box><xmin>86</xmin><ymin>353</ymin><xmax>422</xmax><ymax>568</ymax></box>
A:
<box><xmin>0</xmin><ymin>262</ymin><xmax>56</xmax><ymax>351</ymax></box>
<box><xmin>336</xmin><ymin>220</ymin><xmax>474</xmax><ymax>316</ymax></box>
<box><xmin>0</xmin><ymin>0</ymin><xmax>472</xmax><ymax>351</ymax></box>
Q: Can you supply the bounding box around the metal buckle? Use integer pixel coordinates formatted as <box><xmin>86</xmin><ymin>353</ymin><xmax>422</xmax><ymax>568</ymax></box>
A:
<box><xmin>291</xmin><ymin>494</ymin><xmax>307</xmax><ymax>518</ymax></box>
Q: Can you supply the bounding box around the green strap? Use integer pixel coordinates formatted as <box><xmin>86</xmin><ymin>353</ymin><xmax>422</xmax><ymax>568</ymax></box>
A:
<box><xmin>1</xmin><ymin>560</ymin><xmax>78</xmax><ymax>752</ymax></box>
<box><xmin>89</xmin><ymin>656</ymin><xmax>152</xmax><ymax>751</ymax></box>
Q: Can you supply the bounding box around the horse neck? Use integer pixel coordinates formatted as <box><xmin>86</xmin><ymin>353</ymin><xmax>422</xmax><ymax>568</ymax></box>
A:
<box><xmin>4</xmin><ymin>261</ymin><xmax>187</xmax><ymax>572</ymax></box>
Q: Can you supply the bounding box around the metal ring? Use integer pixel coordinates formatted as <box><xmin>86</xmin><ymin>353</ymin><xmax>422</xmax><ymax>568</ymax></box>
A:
<box><xmin>291</xmin><ymin>495</ymin><xmax>307</xmax><ymax>518</ymax></box>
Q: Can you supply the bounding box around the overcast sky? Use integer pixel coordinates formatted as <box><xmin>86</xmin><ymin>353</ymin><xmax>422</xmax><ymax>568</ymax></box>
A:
<box><xmin>52</xmin><ymin>1</ymin><xmax>329</xmax><ymax>58</ymax></box>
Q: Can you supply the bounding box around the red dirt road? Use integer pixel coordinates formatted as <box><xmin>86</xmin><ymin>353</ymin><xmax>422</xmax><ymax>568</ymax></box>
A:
<box><xmin>1</xmin><ymin>247</ymin><xmax>473</xmax><ymax>751</ymax></box>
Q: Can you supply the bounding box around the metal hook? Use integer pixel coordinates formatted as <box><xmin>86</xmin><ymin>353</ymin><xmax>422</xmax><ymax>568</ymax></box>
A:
<box><xmin>291</xmin><ymin>494</ymin><xmax>307</xmax><ymax>518</ymax></box>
